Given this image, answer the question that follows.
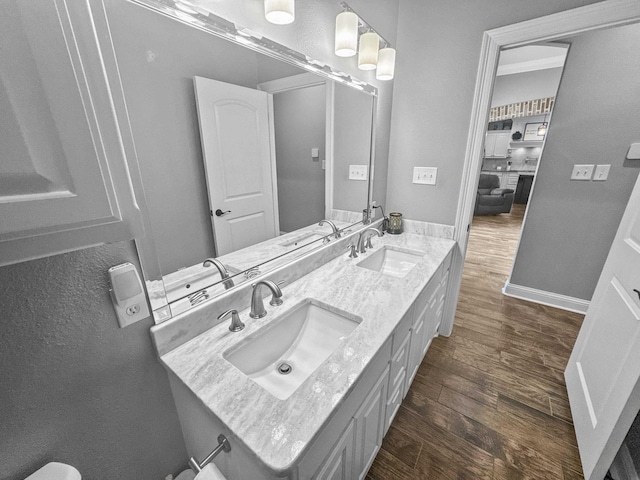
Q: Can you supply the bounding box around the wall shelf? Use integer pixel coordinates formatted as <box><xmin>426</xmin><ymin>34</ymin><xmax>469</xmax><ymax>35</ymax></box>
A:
<box><xmin>510</xmin><ymin>140</ymin><xmax>544</xmax><ymax>148</ymax></box>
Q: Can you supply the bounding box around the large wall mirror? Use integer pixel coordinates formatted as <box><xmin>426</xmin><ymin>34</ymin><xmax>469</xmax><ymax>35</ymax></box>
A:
<box><xmin>106</xmin><ymin>0</ymin><xmax>378</xmax><ymax>319</ymax></box>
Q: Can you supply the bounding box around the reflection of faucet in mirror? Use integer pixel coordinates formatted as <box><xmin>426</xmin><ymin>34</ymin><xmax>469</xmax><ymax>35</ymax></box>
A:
<box><xmin>372</xmin><ymin>205</ymin><xmax>388</xmax><ymax>233</ymax></box>
<box><xmin>202</xmin><ymin>258</ymin><xmax>235</xmax><ymax>290</ymax></box>
<box><xmin>250</xmin><ymin>280</ymin><xmax>284</xmax><ymax>319</ymax></box>
<box><xmin>358</xmin><ymin>227</ymin><xmax>383</xmax><ymax>254</ymax></box>
<box><xmin>319</xmin><ymin>220</ymin><xmax>341</xmax><ymax>239</ymax></box>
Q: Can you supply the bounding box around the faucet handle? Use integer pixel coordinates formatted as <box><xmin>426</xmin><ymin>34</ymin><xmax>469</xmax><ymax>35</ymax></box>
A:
<box><xmin>348</xmin><ymin>243</ymin><xmax>358</xmax><ymax>258</ymax></box>
<box><xmin>218</xmin><ymin>309</ymin><xmax>244</xmax><ymax>332</ymax></box>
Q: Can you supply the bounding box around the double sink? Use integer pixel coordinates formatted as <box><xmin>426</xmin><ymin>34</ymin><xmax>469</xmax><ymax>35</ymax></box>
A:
<box><xmin>222</xmin><ymin>245</ymin><xmax>425</xmax><ymax>400</ymax></box>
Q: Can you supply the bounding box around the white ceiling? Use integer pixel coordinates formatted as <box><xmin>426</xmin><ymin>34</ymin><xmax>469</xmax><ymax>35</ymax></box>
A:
<box><xmin>497</xmin><ymin>44</ymin><xmax>569</xmax><ymax>76</ymax></box>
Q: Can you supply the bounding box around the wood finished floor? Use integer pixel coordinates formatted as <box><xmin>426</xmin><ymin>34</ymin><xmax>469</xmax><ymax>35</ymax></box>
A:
<box><xmin>367</xmin><ymin>204</ymin><xmax>586</xmax><ymax>479</ymax></box>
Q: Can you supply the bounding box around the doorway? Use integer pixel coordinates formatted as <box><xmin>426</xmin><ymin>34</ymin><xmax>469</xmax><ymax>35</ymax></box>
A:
<box><xmin>447</xmin><ymin>4</ymin><xmax>640</xmax><ymax>479</ymax></box>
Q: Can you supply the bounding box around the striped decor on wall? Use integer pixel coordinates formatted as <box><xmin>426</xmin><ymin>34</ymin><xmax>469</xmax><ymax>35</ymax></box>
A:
<box><xmin>489</xmin><ymin>96</ymin><xmax>555</xmax><ymax>122</ymax></box>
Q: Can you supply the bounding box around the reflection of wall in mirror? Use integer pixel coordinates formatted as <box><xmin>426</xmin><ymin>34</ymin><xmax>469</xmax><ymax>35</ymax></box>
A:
<box><xmin>333</xmin><ymin>83</ymin><xmax>374</xmax><ymax>211</ymax></box>
<box><xmin>273</xmin><ymin>84</ymin><xmax>326</xmax><ymax>233</ymax></box>
<box><xmin>106</xmin><ymin>1</ymin><xmax>303</xmax><ymax>275</ymax></box>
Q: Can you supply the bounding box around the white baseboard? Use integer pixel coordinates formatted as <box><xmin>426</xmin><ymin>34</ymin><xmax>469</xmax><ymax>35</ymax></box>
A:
<box><xmin>502</xmin><ymin>281</ymin><xmax>590</xmax><ymax>314</ymax></box>
<box><xmin>610</xmin><ymin>442</ymin><xmax>640</xmax><ymax>480</ymax></box>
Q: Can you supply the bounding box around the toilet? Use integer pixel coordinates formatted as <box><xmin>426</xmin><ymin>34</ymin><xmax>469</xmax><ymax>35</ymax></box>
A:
<box><xmin>25</xmin><ymin>463</ymin><xmax>80</xmax><ymax>480</ymax></box>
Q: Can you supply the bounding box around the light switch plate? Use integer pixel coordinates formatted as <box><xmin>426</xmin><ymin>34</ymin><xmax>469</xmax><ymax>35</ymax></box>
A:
<box><xmin>627</xmin><ymin>143</ymin><xmax>640</xmax><ymax>160</ymax></box>
<box><xmin>349</xmin><ymin>165</ymin><xmax>368</xmax><ymax>181</ymax></box>
<box><xmin>570</xmin><ymin>164</ymin><xmax>594</xmax><ymax>181</ymax></box>
<box><xmin>413</xmin><ymin>167</ymin><xmax>437</xmax><ymax>185</ymax></box>
<box><xmin>593</xmin><ymin>164</ymin><xmax>610</xmax><ymax>181</ymax></box>
<box><xmin>311</xmin><ymin>147</ymin><xmax>319</xmax><ymax>158</ymax></box>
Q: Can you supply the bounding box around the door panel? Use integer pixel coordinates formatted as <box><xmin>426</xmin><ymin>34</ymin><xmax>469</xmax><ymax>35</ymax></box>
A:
<box><xmin>566</xmin><ymin>173</ymin><xmax>640</xmax><ymax>480</ymax></box>
<box><xmin>193</xmin><ymin>76</ymin><xmax>277</xmax><ymax>256</ymax></box>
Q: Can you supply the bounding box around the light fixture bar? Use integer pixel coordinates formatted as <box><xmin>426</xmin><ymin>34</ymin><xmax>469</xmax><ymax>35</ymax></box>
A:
<box><xmin>339</xmin><ymin>2</ymin><xmax>393</xmax><ymax>50</ymax></box>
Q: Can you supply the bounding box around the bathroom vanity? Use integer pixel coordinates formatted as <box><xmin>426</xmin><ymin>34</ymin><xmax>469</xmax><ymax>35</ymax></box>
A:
<box><xmin>152</xmin><ymin>227</ymin><xmax>455</xmax><ymax>479</ymax></box>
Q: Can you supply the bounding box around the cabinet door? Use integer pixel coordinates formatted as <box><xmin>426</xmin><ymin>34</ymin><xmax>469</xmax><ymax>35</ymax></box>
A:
<box><xmin>354</xmin><ymin>366</ymin><xmax>389</xmax><ymax>480</ymax></box>
<box><xmin>406</xmin><ymin>312</ymin><xmax>426</xmax><ymax>397</ymax></box>
<box><xmin>313</xmin><ymin>420</ymin><xmax>355</xmax><ymax>480</ymax></box>
<box><xmin>0</xmin><ymin>0</ymin><xmax>143</xmax><ymax>265</ymax></box>
<box><xmin>494</xmin><ymin>132</ymin><xmax>511</xmax><ymax>157</ymax></box>
<box><xmin>484</xmin><ymin>134</ymin><xmax>497</xmax><ymax>157</ymax></box>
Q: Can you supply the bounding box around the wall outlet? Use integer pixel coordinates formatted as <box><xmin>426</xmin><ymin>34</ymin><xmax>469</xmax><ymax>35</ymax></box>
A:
<box><xmin>593</xmin><ymin>164</ymin><xmax>610</xmax><ymax>181</ymax></box>
<box><xmin>413</xmin><ymin>167</ymin><xmax>437</xmax><ymax>185</ymax></box>
<box><xmin>349</xmin><ymin>165</ymin><xmax>368</xmax><ymax>181</ymax></box>
<box><xmin>570</xmin><ymin>164</ymin><xmax>594</xmax><ymax>181</ymax></box>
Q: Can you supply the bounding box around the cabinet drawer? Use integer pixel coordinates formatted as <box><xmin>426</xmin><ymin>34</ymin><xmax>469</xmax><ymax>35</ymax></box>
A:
<box><xmin>390</xmin><ymin>331</ymin><xmax>410</xmax><ymax>392</ymax></box>
<box><xmin>391</xmin><ymin>305</ymin><xmax>414</xmax><ymax>356</ymax></box>
<box><xmin>384</xmin><ymin>370</ymin><xmax>406</xmax><ymax>435</ymax></box>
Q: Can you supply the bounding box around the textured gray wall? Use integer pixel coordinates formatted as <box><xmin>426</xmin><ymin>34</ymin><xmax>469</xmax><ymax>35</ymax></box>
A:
<box><xmin>273</xmin><ymin>85</ymin><xmax>326</xmax><ymax>233</ymax></box>
<box><xmin>0</xmin><ymin>241</ymin><xmax>186</xmax><ymax>480</ymax></box>
<box><xmin>509</xmin><ymin>23</ymin><xmax>640</xmax><ymax>300</ymax></box>
<box><xmin>386</xmin><ymin>0</ymin><xmax>601</xmax><ymax>224</ymax></box>
<box><xmin>491</xmin><ymin>67</ymin><xmax>564</xmax><ymax>107</ymax></box>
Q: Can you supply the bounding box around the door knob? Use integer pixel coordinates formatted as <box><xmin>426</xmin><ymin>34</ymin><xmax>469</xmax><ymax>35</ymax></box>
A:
<box><xmin>215</xmin><ymin>209</ymin><xmax>231</xmax><ymax>217</ymax></box>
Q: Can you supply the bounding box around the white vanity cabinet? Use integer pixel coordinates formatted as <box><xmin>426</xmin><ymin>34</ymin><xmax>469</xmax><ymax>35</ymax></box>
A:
<box><xmin>165</xmin><ymin>245</ymin><xmax>455</xmax><ymax>480</ymax></box>
<box><xmin>0</xmin><ymin>1</ymin><xmax>143</xmax><ymax>266</ymax></box>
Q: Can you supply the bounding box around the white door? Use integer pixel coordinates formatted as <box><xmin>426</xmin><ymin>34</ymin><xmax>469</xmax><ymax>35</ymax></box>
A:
<box><xmin>565</xmin><ymin>172</ymin><xmax>640</xmax><ymax>480</ymax></box>
<box><xmin>193</xmin><ymin>76</ymin><xmax>278</xmax><ymax>256</ymax></box>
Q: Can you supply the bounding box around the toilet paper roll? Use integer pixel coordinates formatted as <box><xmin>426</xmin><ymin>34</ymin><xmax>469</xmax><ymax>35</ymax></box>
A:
<box><xmin>194</xmin><ymin>464</ymin><xmax>227</xmax><ymax>480</ymax></box>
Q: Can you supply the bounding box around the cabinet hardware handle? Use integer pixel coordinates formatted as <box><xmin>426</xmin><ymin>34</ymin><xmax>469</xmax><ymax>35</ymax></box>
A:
<box><xmin>634</xmin><ymin>288</ymin><xmax>640</xmax><ymax>300</ymax></box>
<box><xmin>215</xmin><ymin>209</ymin><xmax>231</xmax><ymax>217</ymax></box>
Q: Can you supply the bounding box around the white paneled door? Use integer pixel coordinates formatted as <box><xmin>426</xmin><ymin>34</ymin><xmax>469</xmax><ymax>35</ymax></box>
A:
<box><xmin>193</xmin><ymin>76</ymin><xmax>278</xmax><ymax>256</ymax></box>
<box><xmin>566</xmin><ymin>172</ymin><xmax>640</xmax><ymax>480</ymax></box>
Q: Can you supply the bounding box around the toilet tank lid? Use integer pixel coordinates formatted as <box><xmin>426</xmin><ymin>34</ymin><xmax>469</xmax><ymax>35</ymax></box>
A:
<box><xmin>25</xmin><ymin>462</ymin><xmax>81</xmax><ymax>480</ymax></box>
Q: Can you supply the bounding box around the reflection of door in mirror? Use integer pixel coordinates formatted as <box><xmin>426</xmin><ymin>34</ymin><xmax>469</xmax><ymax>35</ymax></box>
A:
<box><xmin>193</xmin><ymin>77</ymin><xmax>278</xmax><ymax>256</ymax></box>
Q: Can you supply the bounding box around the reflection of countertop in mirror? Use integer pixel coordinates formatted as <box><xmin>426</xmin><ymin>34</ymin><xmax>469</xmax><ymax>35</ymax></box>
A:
<box><xmin>163</xmin><ymin>221</ymin><xmax>356</xmax><ymax>316</ymax></box>
<box><xmin>160</xmin><ymin>231</ymin><xmax>455</xmax><ymax>474</ymax></box>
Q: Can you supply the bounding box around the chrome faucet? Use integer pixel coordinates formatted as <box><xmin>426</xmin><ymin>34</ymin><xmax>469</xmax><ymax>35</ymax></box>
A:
<box><xmin>250</xmin><ymin>280</ymin><xmax>283</xmax><ymax>319</ymax></box>
<box><xmin>203</xmin><ymin>258</ymin><xmax>234</xmax><ymax>290</ymax></box>
<box><xmin>319</xmin><ymin>219</ymin><xmax>341</xmax><ymax>239</ymax></box>
<box><xmin>357</xmin><ymin>227</ymin><xmax>383</xmax><ymax>254</ymax></box>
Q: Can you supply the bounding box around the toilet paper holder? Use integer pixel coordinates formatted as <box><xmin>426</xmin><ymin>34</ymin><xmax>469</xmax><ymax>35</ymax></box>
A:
<box><xmin>188</xmin><ymin>434</ymin><xmax>231</xmax><ymax>474</ymax></box>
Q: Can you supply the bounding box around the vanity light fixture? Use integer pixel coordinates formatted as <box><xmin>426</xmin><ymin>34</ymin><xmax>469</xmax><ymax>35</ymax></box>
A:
<box><xmin>358</xmin><ymin>31</ymin><xmax>379</xmax><ymax>70</ymax></box>
<box><xmin>335</xmin><ymin>11</ymin><xmax>358</xmax><ymax>57</ymax></box>
<box><xmin>376</xmin><ymin>47</ymin><xmax>396</xmax><ymax>80</ymax></box>
<box><xmin>336</xmin><ymin>2</ymin><xmax>396</xmax><ymax>80</ymax></box>
<box><xmin>264</xmin><ymin>0</ymin><xmax>295</xmax><ymax>25</ymax></box>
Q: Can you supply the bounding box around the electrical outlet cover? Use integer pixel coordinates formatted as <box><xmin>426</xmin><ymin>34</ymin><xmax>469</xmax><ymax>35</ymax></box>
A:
<box><xmin>349</xmin><ymin>165</ymin><xmax>368</xmax><ymax>181</ymax></box>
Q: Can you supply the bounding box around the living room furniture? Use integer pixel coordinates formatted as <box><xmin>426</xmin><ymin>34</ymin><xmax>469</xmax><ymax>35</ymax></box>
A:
<box><xmin>475</xmin><ymin>173</ymin><xmax>514</xmax><ymax>215</ymax></box>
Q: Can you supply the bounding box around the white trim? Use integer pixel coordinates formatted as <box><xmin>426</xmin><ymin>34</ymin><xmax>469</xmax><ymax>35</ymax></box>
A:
<box><xmin>266</xmin><ymin>93</ymin><xmax>280</xmax><ymax>236</ymax></box>
<box><xmin>443</xmin><ymin>0</ymin><xmax>640</xmax><ymax>339</ymax></box>
<box><xmin>325</xmin><ymin>81</ymin><xmax>335</xmax><ymax>218</ymax></box>
<box><xmin>257</xmin><ymin>72</ymin><xmax>325</xmax><ymax>94</ymax></box>
<box><xmin>610</xmin><ymin>441</ymin><xmax>640</xmax><ymax>480</ymax></box>
<box><xmin>496</xmin><ymin>54</ymin><xmax>567</xmax><ymax>76</ymax></box>
<box><xmin>502</xmin><ymin>281</ymin><xmax>589</xmax><ymax>314</ymax></box>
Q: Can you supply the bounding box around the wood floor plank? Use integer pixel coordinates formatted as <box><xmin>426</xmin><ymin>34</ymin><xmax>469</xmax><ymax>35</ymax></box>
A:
<box><xmin>368</xmin><ymin>205</ymin><xmax>585</xmax><ymax>479</ymax></box>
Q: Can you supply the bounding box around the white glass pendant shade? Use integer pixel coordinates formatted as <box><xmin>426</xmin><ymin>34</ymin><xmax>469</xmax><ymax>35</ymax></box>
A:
<box><xmin>264</xmin><ymin>0</ymin><xmax>295</xmax><ymax>25</ymax></box>
<box><xmin>537</xmin><ymin>123</ymin><xmax>547</xmax><ymax>136</ymax></box>
<box><xmin>376</xmin><ymin>47</ymin><xmax>396</xmax><ymax>80</ymax></box>
<box><xmin>335</xmin><ymin>11</ymin><xmax>358</xmax><ymax>57</ymax></box>
<box><xmin>358</xmin><ymin>32</ymin><xmax>379</xmax><ymax>70</ymax></box>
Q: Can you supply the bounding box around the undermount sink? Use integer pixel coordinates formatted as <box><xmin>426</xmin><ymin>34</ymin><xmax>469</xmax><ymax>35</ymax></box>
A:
<box><xmin>223</xmin><ymin>299</ymin><xmax>361</xmax><ymax>400</ymax></box>
<box><xmin>356</xmin><ymin>246</ymin><xmax>425</xmax><ymax>278</ymax></box>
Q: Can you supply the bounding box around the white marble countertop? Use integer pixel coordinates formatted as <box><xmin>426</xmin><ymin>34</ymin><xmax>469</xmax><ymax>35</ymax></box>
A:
<box><xmin>160</xmin><ymin>231</ymin><xmax>455</xmax><ymax>474</ymax></box>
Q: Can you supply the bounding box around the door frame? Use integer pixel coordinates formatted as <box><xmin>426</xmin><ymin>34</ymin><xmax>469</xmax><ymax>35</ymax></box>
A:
<box><xmin>257</xmin><ymin>72</ymin><xmax>333</xmax><ymax>220</ymax></box>
<box><xmin>441</xmin><ymin>0</ymin><xmax>640</xmax><ymax>338</ymax></box>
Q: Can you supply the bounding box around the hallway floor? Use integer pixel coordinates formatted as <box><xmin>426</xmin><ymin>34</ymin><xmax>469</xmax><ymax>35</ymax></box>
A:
<box><xmin>368</xmin><ymin>204</ymin><xmax>586</xmax><ymax>479</ymax></box>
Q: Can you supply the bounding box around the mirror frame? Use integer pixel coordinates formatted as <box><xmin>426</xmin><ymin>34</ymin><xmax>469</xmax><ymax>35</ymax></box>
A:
<box><xmin>123</xmin><ymin>0</ymin><xmax>379</xmax><ymax>321</ymax></box>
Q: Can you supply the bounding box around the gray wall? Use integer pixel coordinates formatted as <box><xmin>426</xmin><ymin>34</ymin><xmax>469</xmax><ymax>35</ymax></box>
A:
<box><xmin>386</xmin><ymin>0</ymin><xmax>601</xmax><ymax>224</ymax></box>
<box><xmin>491</xmin><ymin>67</ymin><xmax>564</xmax><ymax>107</ymax></box>
<box><xmin>273</xmin><ymin>85</ymin><xmax>326</xmax><ymax>233</ymax></box>
<box><xmin>0</xmin><ymin>242</ymin><xmax>186</xmax><ymax>480</ymax></box>
<box><xmin>509</xmin><ymin>23</ymin><xmax>640</xmax><ymax>300</ymax></box>
<box><xmin>333</xmin><ymin>83</ymin><xmax>374</xmax><ymax>212</ymax></box>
